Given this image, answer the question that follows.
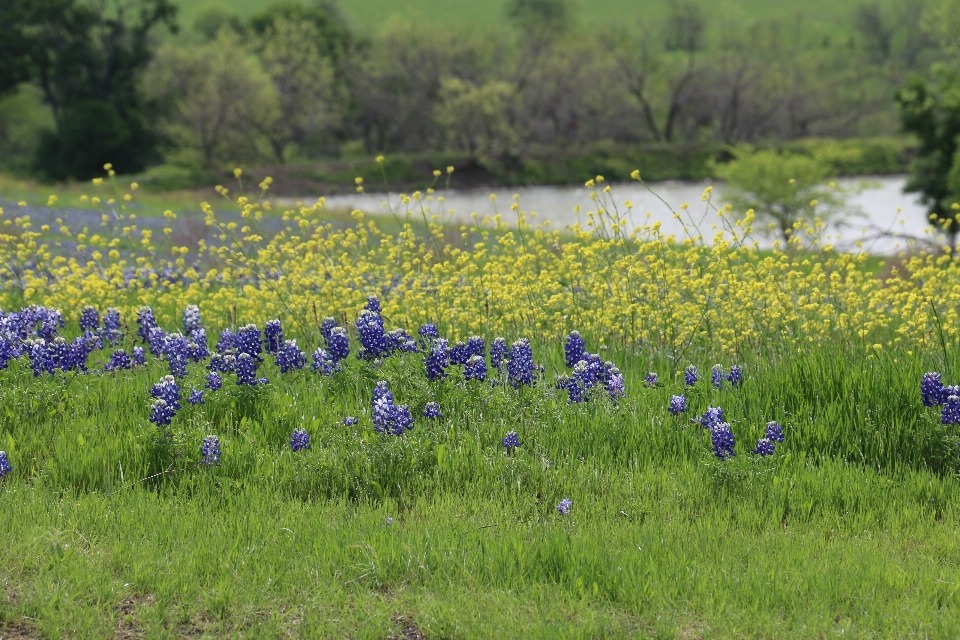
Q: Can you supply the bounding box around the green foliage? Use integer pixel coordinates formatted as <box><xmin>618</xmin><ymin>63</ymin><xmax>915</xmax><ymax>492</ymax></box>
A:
<box><xmin>714</xmin><ymin>147</ymin><xmax>850</xmax><ymax>242</ymax></box>
<box><xmin>505</xmin><ymin>0</ymin><xmax>572</xmax><ymax>33</ymax></box>
<box><xmin>435</xmin><ymin>79</ymin><xmax>519</xmax><ymax>159</ymax></box>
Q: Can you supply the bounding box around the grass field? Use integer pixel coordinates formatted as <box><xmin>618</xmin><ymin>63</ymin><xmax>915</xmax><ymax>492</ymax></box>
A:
<box><xmin>2</xmin><ymin>176</ymin><xmax>960</xmax><ymax>637</ymax></box>
<box><xmin>175</xmin><ymin>0</ymin><xmax>903</xmax><ymax>36</ymax></box>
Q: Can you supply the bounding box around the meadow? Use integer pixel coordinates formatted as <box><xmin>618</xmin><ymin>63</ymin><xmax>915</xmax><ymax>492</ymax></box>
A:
<box><xmin>2</xmin><ymin>168</ymin><xmax>960</xmax><ymax>638</ymax></box>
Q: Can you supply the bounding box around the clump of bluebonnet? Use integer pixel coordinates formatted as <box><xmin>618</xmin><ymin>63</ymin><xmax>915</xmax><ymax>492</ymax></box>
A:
<box><xmin>311</xmin><ymin>348</ymin><xmax>339</xmax><ymax>376</ymax></box>
<box><xmin>449</xmin><ymin>340</ymin><xmax>469</xmax><ymax>366</ymax></box>
<box><xmin>276</xmin><ymin>339</ymin><xmax>306</xmax><ymax>373</ymax></box>
<box><xmin>942</xmin><ymin>395</ymin><xmax>960</xmax><ymax>425</ymax></box>
<box><xmin>423</xmin><ymin>402</ymin><xmax>442</xmax><ymax>419</ymax></box>
<box><xmin>764</xmin><ymin>421</ymin><xmax>785</xmax><ymax>443</ymax></box>
<box><xmin>356</xmin><ymin>310</ymin><xmax>387</xmax><ymax>360</ymax></box>
<box><xmin>146</xmin><ymin>326</ymin><xmax>166</xmax><ymax>356</ymax></box>
<box><xmin>162</xmin><ymin>333</ymin><xmax>191</xmax><ymax>378</ymax></box>
<box><xmin>320</xmin><ymin>317</ymin><xmax>338</xmax><ymax>341</ymax></box>
<box><xmin>342</xmin><ymin>416</ymin><xmax>359</xmax><ymax>426</ymax></box>
<box><xmin>464</xmin><ymin>354</ymin><xmax>487</xmax><ymax>382</ymax></box>
<box><xmin>103</xmin><ymin>308</ymin><xmax>122</xmax><ymax>345</ymax></box>
<box><xmin>136</xmin><ymin>306</ymin><xmax>157</xmax><ymax>343</ymax></box>
<box><xmin>669</xmin><ymin>394</ymin><xmax>687</xmax><ymax>415</ymax></box>
<box><xmin>424</xmin><ymin>338</ymin><xmax>449</xmax><ymax>380</ymax></box>
<box><xmin>206</xmin><ymin>371</ymin><xmax>223</xmax><ymax>391</ymax></box>
<box><xmin>365</xmin><ymin>295</ymin><xmax>382</xmax><ymax>314</ymax></box>
<box><xmin>0</xmin><ymin>450</ymin><xmax>12</xmax><ymax>479</ymax></box>
<box><xmin>79</xmin><ymin>306</ymin><xmax>99</xmax><ymax>332</ymax></box>
<box><xmin>372</xmin><ymin>381</ymin><xmax>396</xmax><ymax>433</ymax></box>
<box><xmin>711</xmin><ymin>422</ymin><xmax>736</xmax><ymax>460</ymax></box>
<box><xmin>151</xmin><ymin>376</ymin><xmax>182</xmax><ymax>411</ymax></box>
<box><xmin>290</xmin><ymin>428</ymin><xmax>311</xmax><ymax>452</ymax></box>
<box><xmin>727</xmin><ymin>366</ymin><xmax>743</xmax><ymax>388</ymax></box>
<box><xmin>558</xmin><ymin>374</ymin><xmax>584</xmax><ymax>404</ymax></box>
<box><xmin>182</xmin><ymin>305</ymin><xmax>202</xmax><ymax>335</ymax></box>
<box><xmin>698</xmin><ymin>406</ymin><xmax>725</xmax><ymax>429</ymax></box>
<box><xmin>235</xmin><ymin>353</ymin><xmax>259</xmax><ymax>386</ymax></box>
<box><xmin>418</xmin><ymin>323</ymin><xmax>439</xmax><ymax>348</ymax></box>
<box><xmin>132</xmin><ymin>346</ymin><xmax>146</xmax><ymax>367</ymax></box>
<box><xmin>217</xmin><ymin>329</ymin><xmax>237</xmax><ymax>353</ymax></box>
<box><xmin>711</xmin><ymin>364</ymin><xmax>725</xmax><ymax>389</ymax></box>
<box><xmin>684</xmin><ymin>365</ymin><xmax>700</xmax><ymax>386</ymax></box>
<box><xmin>507</xmin><ymin>338</ymin><xmax>535</xmax><ymax>387</ymax></box>
<box><xmin>606</xmin><ymin>367</ymin><xmax>625</xmax><ymax>401</ymax></box>
<box><xmin>104</xmin><ymin>349</ymin><xmax>131</xmax><ymax>372</ymax></box>
<box><xmin>466</xmin><ymin>336</ymin><xmax>485</xmax><ymax>359</ymax></box>
<box><xmin>200</xmin><ymin>435</ymin><xmax>221</xmax><ymax>466</ymax></box>
<box><xmin>188</xmin><ymin>389</ymin><xmax>205</xmax><ymax>405</ymax></box>
<box><xmin>753</xmin><ymin>438</ymin><xmax>776</xmax><ymax>456</ymax></box>
<box><xmin>327</xmin><ymin>326</ymin><xmax>350</xmax><ymax>362</ymax></box>
<box><xmin>188</xmin><ymin>329</ymin><xmax>209</xmax><ymax>362</ymax></box>
<box><xmin>265</xmin><ymin>319</ymin><xmax>283</xmax><ymax>354</ymax></box>
<box><xmin>392</xmin><ymin>404</ymin><xmax>414</xmax><ymax>435</ymax></box>
<box><xmin>564</xmin><ymin>331</ymin><xmax>585</xmax><ymax>368</ymax></box>
<box><xmin>385</xmin><ymin>328</ymin><xmax>417</xmax><ymax>354</ymax></box>
<box><xmin>557</xmin><ymin>498</ymin><xmax>572</xmax><ymax>516</ymax></box>
<box><xmin>25</xmin><ymin>339</ymin><xmax>54</xmax><ymax>376</ymax></box>
<box><xmin>643</xmin><ymin>372</ymin><xmax>658</xmax><ymax>387</ymax></box>
<box><xmin>502</xmin><ymin>431</ymin><xmax>520</xmax><ymax>449</ymax></box>
<box><xmin>149</xmin><ymin>399</ymin><xmax>176</xmax><ymax>426</ymax></box>
<box><xmin>490</xmin><ymin>337</ymin><xmax>508</xmax><ymax>374</ymax></box>
<box><xmin>236</xmin><ymin>325</ymin><xmax>264</xmax><ymax>362</ymax></box>
<box><xmin>922</xmin><ymin>372</ymin><xmax>947</xmax><ymax>407</ymax></box>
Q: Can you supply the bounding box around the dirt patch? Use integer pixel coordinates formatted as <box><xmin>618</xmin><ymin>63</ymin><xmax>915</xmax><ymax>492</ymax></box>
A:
<box><xmin>0</xmin><ymin>619</ymin><xmax>40</xmax><ymax>640</ymax></box>
<box><xmin>389</xmin><ymin>614</ymin><xmax>427</xmax><ymax>640</ymax></box>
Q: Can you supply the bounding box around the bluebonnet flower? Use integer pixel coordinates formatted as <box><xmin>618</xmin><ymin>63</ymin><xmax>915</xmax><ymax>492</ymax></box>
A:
<box><xmin>711</xmin><ymin>364</ymin><xmax>725</xmax><ymax>389</ymax></box>
<box><xmin>507</xmin><ymin>338</ymin><xmax>535</xmax><ymax>387</ymax></box>
<box><xmin>710</xmin><ymin>422</ymin><xmax>736</xmax><ymax>460</ymax></box>
<box><xmin>103</xmin><ymin>308</ymin><xmax>122</xmax><ymax>345</ymax></box>
<box><xmin>0</xmin><ymin>450</ymin><xmax>11</xmax><ymax>478</ymax></box>
<box><xmin>464</xmin><ymin>354</ymin><xmax>487</xmax><ymax>381</ymax></box>
<box><xmin>216</xmin><ymin>329</ymin><xmax>237</xmax><ymax>353</ymax></box>
<box><xmin>372</xmin><ymin>381</ymin><xmax>395</xmax><ymax>433</ymax></box>
<box><xmin>466</xmin><ymin>336</ymin><xmax>485</xmax><ymax>359</ymax></box>
<box><xmin>698</xmin><ymin>406</ymin><xmax>725</xmax><ymax>429</ymax></box>
<box><xmin>942</xmin><ymin>395</ymin><xmax>960</xmax><ymax>425</ymax></box>
<box><xmin>385</xmin><ymin>328</ymin><xmax>417</xmax><ymax>354</ymax></box>
<box><xmin>356</xmin><ymin>310</ymin><xmax>387</xmax><ymax>360</ymax></box>
<box><xmin>490</xmin><ymin>337</ymin><xmax>508</xmax><ymax>374</ymax></box>
<box><xmin>392</xmin><ymin>404</ymin><xmax>414</xmax><ymax>435</ymax></box>
<box><xmin>684</xmin><ymin>365</ymin><xmax>700</xmax><ymax>387</ymax></box>
<box><xmin>146</xmin><ymin>327</ymin><xmax>166</xmax><ymax>356</ymax></box>
<box><xmin>188</xmin><ymin>329</ymin><xmax>209</xmax><ymax>362</ymax></box>
<box><xmin>764</xmin><ymin>421</ymin><xmax>785</xmax><ymax>443</ymax></box>
<box><xmin>257</xmin><ymin>377</ymin><xmax>270</xmax><ymax>385</ymax></box>
<box><xmin>311</xmin><ymin>348</ymin><xmax>339</xmax><ymax>376</ymax></box>
<box><xmin>151</xmin><ymin>376</ymin><xmax>182</xmax><ymax>411</ymax></box>
<box><xmin>502</xmin><ymin>431</ymin><xmax>521</xmax><ymax>449</ymax></box>
<box><xmin>236</xmin><ymin>325</ymin><xmax>263</xmax><ymax>362</ymax></box>
<box><xmin>188</xmin><ymin>389</ymin><xmax>205</xmax><ymax>405</ymax></box>
<box><xmin>25</xmin><ymin>339</ymin><xmax>55</xmax><ymax>376</ymax></box>
<box><xmin>276</xmin><ymin>339</ymin><xmax>307</xmax><ymax>373</ymax></box>
<box><xmin>424</xmin><ymin>338</ymin><xmax>449</xmax><ymax>380</ymax></box>
<box><xmin>320</xmin><ymin>317</ymin><xmax>338</xmax><ymax>341</ymax></box>
<box><xmin>235</xmin><ymin>353</ymin><xmax>258</xmax><ymax>386</ymax></box>
<box><xmin>182</xmin><ymin>305</ymin><xmax>202</xmax><ymax>335</ymax></box>
<box><xmin>136</xmin><ymin>306</ymin><xmax>157</xmax><ymax>344</ymax></box>
<box><xmin>149</xmin><ymin>399</ymin><xmax>176</xmax><ymax>426</ymax></box>
<box><xmin>79</xmin><ymin>306</ymin><xmax>99</xmax><ymax>332</ymax></box>
<box><xmin>606</xmin><ymin>368</ymin><xmax>625</xmax><ymax>401</ymax></box>
<box><xmin>449</xmin><ymin>341</ymin><xmax>469</xmax><ymax>365</ymax></box>
<box><xmin>104</xmin><ymin>349</ymin><xmax>132</xmax><ymax>371</ymax></box>
<box><xmin>727</xmin><ymin>366</ymin><xmax>743</xmax><ymax>388</ymax></box>
<box><xmin>668</xmin><ymin>394</ymin><xmax>687</xmax><ymax>415</ymax></box>
<box><xmin>61</xmin><ymin>336</ymin><xmax>91</xmax><ymax>372</ymax></box>
<box><xmin>423</xmin><ymin>402</ymin><xmax>442</xmax><ymax>419</ymax></box>
<box><xmin>922</xmin><ymin>372</ymin><xmax>947</xmax><ymax>407</ymax></box>
<box><xmin>557</xmin><ymin>499</ymin><xmax>572</xmax><ymax>516</ymax></box>
<box><xmin>200</xmin><ymin>435</ymin><xmax>221</xmax><ymax>466</ymax></box>
<box><xmin>565</xmin><ymin>376</ymin><xmax>586</xmax><ymax>403</ymax></box>
<box><xmin>341</xmin><ymin>416</ymin><xmax>359</xmax><ymax>426</ymax></box>
<box><xmin>162</xmin><ymin>333</ymin><xmax>191</xmax><ymax>378</ymax></box>
<box><xmin>208</xmin><ymin>353</ymin><xmax>228</xmax><ymax>373</ymax></box>
<box><xmin>365</xmin><ymin>295</ymin><xmax>382</xmax><ymax>314</ymax></box>
<box><xmin>0</xmin><ymin>337</ymin><xmax>16</xmax><ymax>370</ymax></box>
<box><xmin>132</xmin><ymin>346</ymin><xmax>146</xmax><ymax>367</ymax></box>
<box><xmin>327</xmin><ymin>326</ymin><xmax>350</xmax><ymax>362</ymax></box>
<box><xmin>753</xmin><ymin>438</ymin><xmax>776</xmax><ymax>456</ymax></box>
<box><xmin>564</xmin><ymin>331</ymin><xmax>585</xmax><ymax>368</ymax></box>
<box><xmin>418</xmin><ymin>323</ymin><xmax>440</xmax><ymax>348</ymax></box>
<box><xmin>643</xmin><ymin>372</ymin><xmax>658</xmax><ymax>387</ymax></box>
<box><xmin>265</xmin><ymin>319</ymin><xmax>283</xmax><ymax>354</ymax></box>
<box><xmin>290</xmin><ymin>428</ymin><xmax>311</xmax><ymax>452</ymax></box>
<box><xmin>206</xmin><ymin>371</ymin><xmax>223</xmax><ymax>391</ymax></box>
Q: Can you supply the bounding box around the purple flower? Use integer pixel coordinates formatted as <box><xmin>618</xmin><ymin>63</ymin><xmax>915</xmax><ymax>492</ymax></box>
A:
<box><xmin>182</xmin><ymin>305</ymin><xmax>202</xmax><ymax>335</ymax></box>
<box><xmin>188</xmin><ymin>389</ymin><xmax>205</xmax><ymax>405</ymax></box>
<box><xmin>385</xmin><ymin>328</ymin><xmax>417</xmax><ymax>354</ymax></box>
<box><xmin>104</xmin><ymin>349</ymin><xmax>132</xmax><ymax>371</ymax></box>
<box><xmin>753</xmin><ymin>438</ymin><xmax>775</xmax><ymax>456</ymax></box>
<box><xmin>236</xmin><ymin>325</ymin><xmax>263</xmax><ymax>362</ymax></box>
<box><xmin>276</xmin><ymin>339</ymin><xmax>307</xmax><ymax>373</ymax></box>
<box><xmin>502</xmin><ymin>431</ymin><xmax>520</xmax><ymax>449</ymax></box>
<box><xmin>922</xmin><ymin>372</ymin><xmax>947</xmax><ymax>407</ymax></box>
<box><xmin>466</xmin><ymin>336</ymin><xmax>485</xmax><ymax>359</ymax></box>
<box><xmin>372</xmin><ymin>381</ymin><xmax>396</xmax><ymax>433</ymax></box>
<box><xmin>265</xmin><ymin>319</ymin><xmax>283</xmax><ymax>354</ymax></box>
<box><xmin>464</xmin><ymin>354</ymin><xmax>487</xmax><ymax>382</ymax></box>
<box><xmin>507</xmin><ymin>338</ymin><xmax>535</xmax><ymax>387</ymax></box>
<box><xmin>235</xmin><ymin>353</ymin><xmax>258</xmax><ymax>386</ymax></box>
<box><xmin>327</xmin><ymin>326</ymin><xmax>350</xmax><ymax>362</ymax></box>
<box><xmin>449</xmin><ymin>341</ymin><xmax>469</xmax><ymax>366</ymax></box>
<box><xmin>564</xmin><ymin>331</ymin><xmax>585</xmax><ymax>368</ymax></box>
<box><xmin>103</xmin><ymin>308</ymin><xmax>122</xmax><ymax>345</ymax></box>
<box><xmin>206</xmin><ymin>371</ymin><xmax>223</xmax><ymax>391</ymax></box>
<box><xmin>698</xmin><ymin>406</ymin><xmax>725</xmax><ymax>429</ymax></box>
<box><xmin>424</xmin><ymin>338</ymin><xmax>449</xmax><ymax>380</ymax></box>
<box><xmin>188</xmin><ymin>329</ymin><xmax>209</xmax><ymax>362</ymax></box>
<box><xmin>669</xmin><ymin>394</ymin><xmax>687</xmax><ymax>415</ymax></box>
<box><xmin>942</xmin><ymin>395</ymin><xmax>960</xmax><ymax>425</ymax></box>
<box><xmin>216</xmin><ymin>329</ymin><xmax>237</xmax><ymax>353</ymax></box>
<box><xmin>79</xmin><ymin>306</ymin><xmax>99</xmax><ymax>332</ymax></box>
<box><xmin>342</xmin><ymin>416</ymin><xmax>359</xmax><ymax>426</ymax></box>
<box><xmin>392</xmin><ymin>404</ymin><xmax>414</xmax><ymax>435</ymax></box>
<box><xmin>162</xmin><ymin>333</ymin><xmax>191</xmax><ymax>378</ymax></box>
<box><xmin>684</xmin><ymin>365</ymin><xmax>699</xmax><ymax>387</ymax></box>
<box><xmin>136</xmin><ymin>306</ymin><xmax>157</xmax><ymax>344</ymax></box>
<box><xmin>764</xmin><ymin>421</ymin><xmax>785</xmax><ymax>443</ymax></box>
<box><xmin>356</xmin><ymin>310</ymin><xmax>387</xmax><ymax>360</ymax></box>
<box><xmin>490</xmin><ymin>337</ymin><xmax>508</xmax><ymax>374</ymax></box>
<box><xmin>0</xmin><ymin>450</ymin><xmax>12</xmax><ymax>478</ymax></box>
<box><xmin>200</xmin><ymin>435</ymin><xmax>221</xmax><ymax>466</ymax></box>
<box><xmin>146</xmin><ymin>326</ymin><xmax>166</xmax><ymax>356</ymax></box>
<box><xmin>365</xmin><ymin>295</ymin><xmax>382</xmax><ymax>314</ymax></box>
<box><xmin>711</xmin><ymin>364</ymin><xmax>724</xmax><ymax>389</ymax></box>
<box><xmin>557</xmin><ymin>498</ymin><xmax>572</xmax><ymax>516</ymax></box>
<box><xmin>149</xmin><ymin>399</ymin><xmax>176</xmax><ymax>426</ymax></box>
<box><xmin>311</xmin><ymin>348</ymin><xmax>339</xmax><ymax>376</ymax></box>
<box><xmin>320</xmin><ymin>317</ymin><xmax>338</xmax><ymax>341</ymax></box>
<box><xmin>151</xmin><ymin>376</ymin><xmax>182</xmax><ymax>411</ymax></box>
<box><xmin>711</xmin><ymin>422</ymin><xmax>736</xmax><ymax>460</ymax></box>
<box><xmin>643</xmin><ymin>372</ymin><xmax>658</xmax><ymax>387</ymax></box>
<box><xmin>132</xmin><ymin>346</ymin><xmax>146</xmax><ymax>367</ymax></box>
<box><xmin>423</xmin><ymin>402</ymin><xmax>442</xmax><ymax>419</ymax></box>
<box><xmin>727</xmin><ymin>366</ymin><xmax>743</xmax><ymax>388</ymax></box>
<box><xmin>606</xmin><ymin>367</ymin><xmax>625</xmax><ymax>401</ymax></box>
<box><xmin>290</xmin><ymin>428</ymin><xmax>311</xmax><ymax>452</ymax></box>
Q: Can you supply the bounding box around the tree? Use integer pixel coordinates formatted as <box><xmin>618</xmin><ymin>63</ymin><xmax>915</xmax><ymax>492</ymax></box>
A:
<box><xmin>714</xmin><ymin>148</ymin><xmax>848</xmax><ymax>244</ymax></box>
<box><xmin>19</xmin><ymin>0</ymin><xmax>178</xmax><ymax>179</ymax></box>
<box><xmin>435</xmin><ymin>79</ymin><xmax>518</xmax><ymax>158</ymax></box>
<box><xmin>506</xmin><ymin>0</ymin><xmax>571</xmax><ymax>35</ymax></box>
<box><xmin>896</xmin><ymin>69</ymin><xmax>960</xmax><ymax>247</ymax></box>
<box><xmin>248</xmin><ymin>1</ymin><xmax>352</xmax><ymax>78</ymax></box>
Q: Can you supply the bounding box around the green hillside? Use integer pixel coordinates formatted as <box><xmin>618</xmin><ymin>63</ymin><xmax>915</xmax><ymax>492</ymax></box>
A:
<box><xmin>175</xmin><ymin>0</ymin><xmax>899</xmax><ymax>36</ymax></box>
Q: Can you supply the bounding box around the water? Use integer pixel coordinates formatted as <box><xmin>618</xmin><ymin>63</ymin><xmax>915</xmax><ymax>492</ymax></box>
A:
<box><xmin>318</xmin><ymin>175</ymin><xmax>938</xmax><ymax>255</ymax></box>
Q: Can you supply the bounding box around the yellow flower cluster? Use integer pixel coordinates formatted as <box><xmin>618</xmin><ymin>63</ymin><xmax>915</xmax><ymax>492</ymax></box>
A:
<box><xmin>0</xmin><ymin>179</ymin><xmax>957</xmax><ymax>355</ymax></box>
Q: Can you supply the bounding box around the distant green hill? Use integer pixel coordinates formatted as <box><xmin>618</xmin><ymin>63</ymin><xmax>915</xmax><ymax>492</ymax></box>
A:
<box><xmin>174</xmin><ymin>0</ymin><xmax>900</xmax><ymax>37</ymax></box>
